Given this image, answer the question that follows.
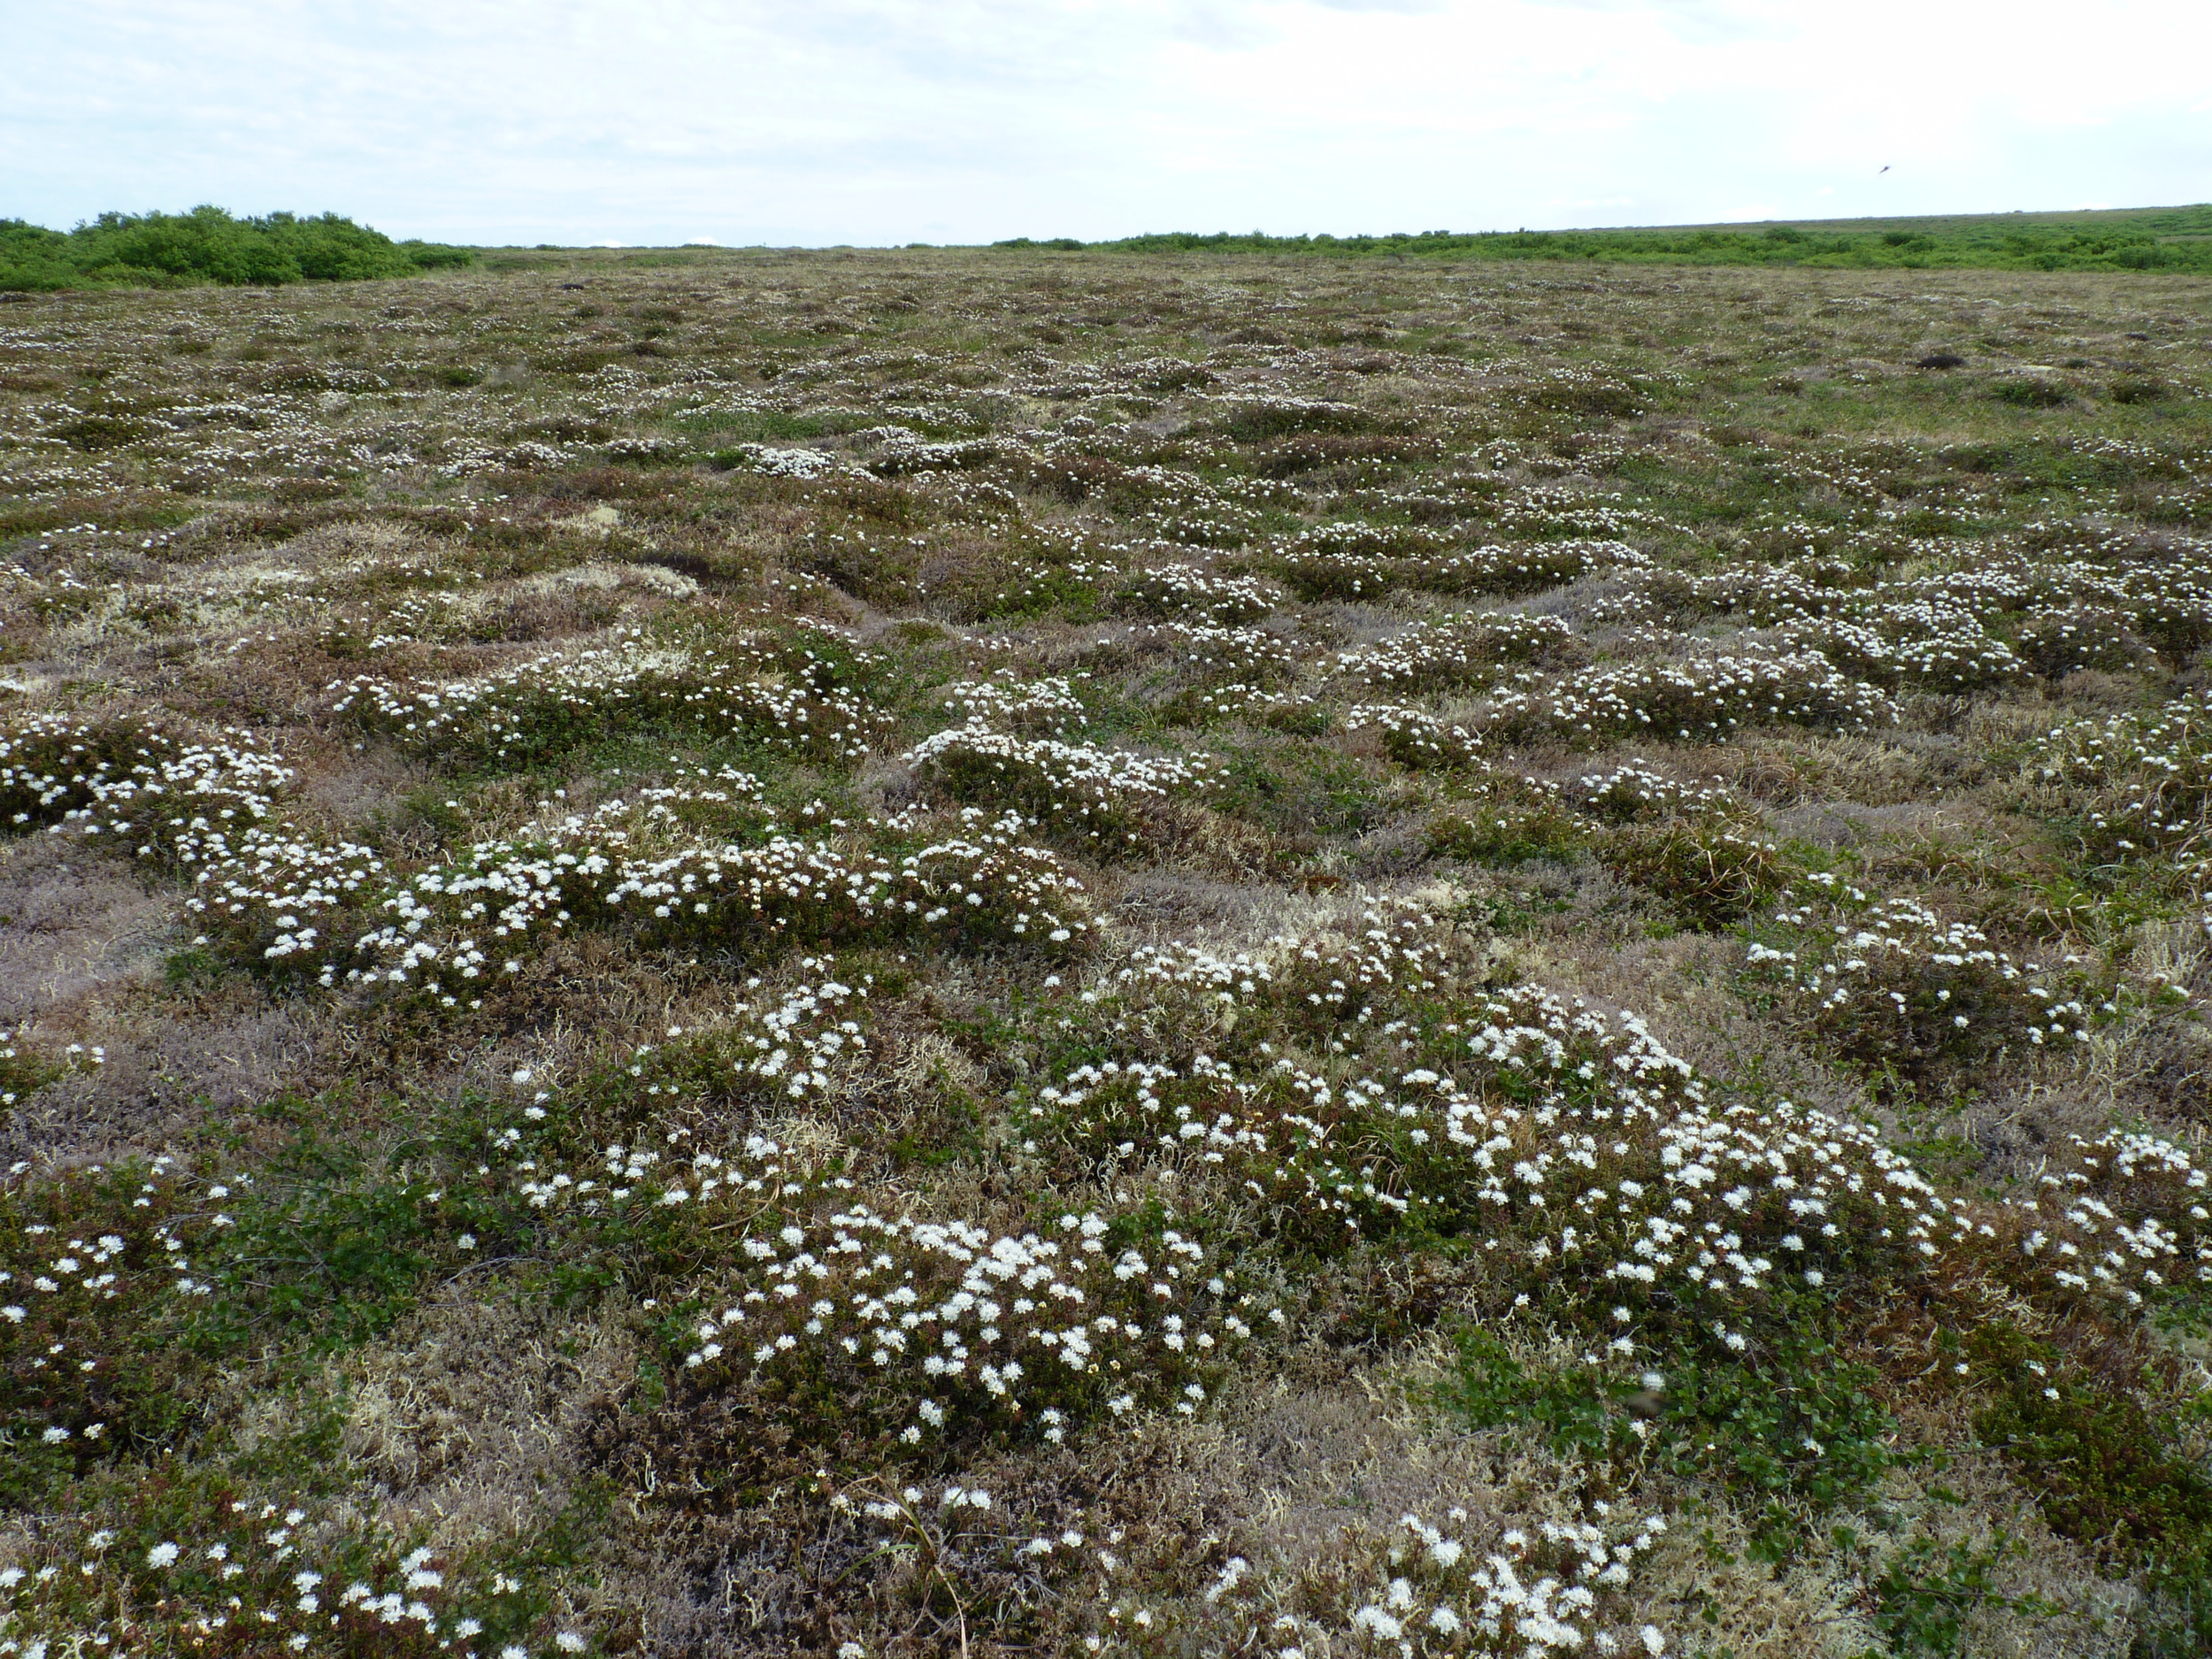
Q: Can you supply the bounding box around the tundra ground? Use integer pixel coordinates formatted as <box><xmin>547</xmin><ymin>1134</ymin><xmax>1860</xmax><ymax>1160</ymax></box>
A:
<box><xmin>3</xmin><ymin>247</ymin><xmax>2212</xmax><ymax>1657</ymax></box>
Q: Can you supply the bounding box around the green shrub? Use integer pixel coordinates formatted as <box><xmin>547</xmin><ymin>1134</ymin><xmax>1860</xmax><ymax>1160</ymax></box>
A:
<box><xmin>1429</xmin><ymin>799</ymin><xmax>1584</xmax><ymax>867</ymax></box>
<box><xmin>1601</xmin><ymin>820</ymin><xmax>1793</xmax><ymax>929</ymax></box>
<box><xmin>0</xmin><ymin>207</ymin><xmax>472</xmax><ymax>292</ymax></box>
<box><xmin>1000</xmin><ymin>211</ymin><xmax>2212</xmax><ymax>273</ymax></box>
<box><xmin>1739</xmin><ymin>889</ymin><xmax>2112</xmax><ymax>1095</ymax></box>
<box><xmin>1970</xmin><ymin>1324</ymin><xmax>2212</xmax><ymax>1570</ymax></box>
<box><xmin>0</xmin><ymin>1470</ymin><xmax>585</xmax><ymax>1656</ymax></box>
<box><xmin>1219</xmin><ymin>398</ymin><xmax>1376</xmax><ymax>443</ymax></box>
<box><xmin>1444</xmin><ymin>1322</ymin><xmax>1901</xmax><ymax>1557</ymax></box>
<box><xmin>1869</xmin><ymin>1531</ymin><xmax>2053</xmax><ymax>1657</ymax></box>
<box><xmin>1990</xmin><ymin>376</ymin><xmax>2071</xmax><ymax>409</ymax></box>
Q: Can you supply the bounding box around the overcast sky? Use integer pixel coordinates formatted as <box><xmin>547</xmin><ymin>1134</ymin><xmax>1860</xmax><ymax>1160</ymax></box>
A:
<box><xmin>6</xmin><ymin>0</ymin><xmax>2208</xmax><ymax>246</ymax></box>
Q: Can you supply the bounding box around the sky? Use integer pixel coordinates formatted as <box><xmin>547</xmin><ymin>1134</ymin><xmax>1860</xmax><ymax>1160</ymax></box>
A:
<box><xmin>5</xmin><ymin>0</ymin><xmax>2209</xmax><ymax>247</ymax></box>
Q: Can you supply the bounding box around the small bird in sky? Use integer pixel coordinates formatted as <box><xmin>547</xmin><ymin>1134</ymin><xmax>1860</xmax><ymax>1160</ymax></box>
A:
<box><xmin>1880</xmin><ymin>165</ymin><xmax>1892</xmax><ymax>173</ymax></box>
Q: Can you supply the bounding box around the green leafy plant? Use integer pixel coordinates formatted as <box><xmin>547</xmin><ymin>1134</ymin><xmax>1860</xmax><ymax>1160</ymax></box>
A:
<box><xmin>1</xmin><ymin>206</ymin><xmax>470</xmax><ymax>292</ymax></box>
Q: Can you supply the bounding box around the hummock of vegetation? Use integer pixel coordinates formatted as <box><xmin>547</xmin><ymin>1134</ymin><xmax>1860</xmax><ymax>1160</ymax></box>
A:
<box><xmin>0</xmin><ymin>241</ymin><xmax>2209</xmax><ymax>1658</ymax></box>
<box><xmin>0</xmin><ymin>206</ymin><xmax>474</xmax><ymax>293</ymax></box>
<box><xmin>999</xmin><ymin>204</ymin><xmax>2212</xmax><ymax>274</ymax></box>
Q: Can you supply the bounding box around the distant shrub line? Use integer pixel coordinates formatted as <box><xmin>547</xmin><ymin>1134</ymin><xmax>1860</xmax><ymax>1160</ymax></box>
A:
<box><xmin>996</xmin><ymin>207</ymin><xmax>2212</xmax><ymax>273</ymax></box>
<box><xmin>0</xmin><ymin>205</ymin><xmax>473</xmax><ymax>292</ymax></box>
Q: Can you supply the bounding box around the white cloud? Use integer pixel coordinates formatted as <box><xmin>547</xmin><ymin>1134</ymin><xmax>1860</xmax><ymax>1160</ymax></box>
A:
<box><xmin>3</xmin><ymin>0</ymin><xmax>2206</xmax><ymax>245</ymax></box>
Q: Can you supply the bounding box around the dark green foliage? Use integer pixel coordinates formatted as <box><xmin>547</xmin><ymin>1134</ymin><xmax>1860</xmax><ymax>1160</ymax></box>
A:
<box><xmin>1869</xmin><ymin>1531</ymin><xmax>2055</xmax><ymax>1657</ymax></box>
<box><xmin>2110</xmin><ymin>375</ymin><xmax>2170</xmax><ymax>405</ymax></box>
<box><xmin>8</xmin><ymin>1463</ymin><xmax>596</xmax><ymax>1656</ymax></box>
<box><xmin>1446</xmin><ymin>1322</ymin><xmax>1901</xmax><ymax>1558</ymax></box>
<box><xmin>1959</xmin><ymin>1321</ymin><xmax>2212</xmax><ymax>1659</ymax></box>
<box><xmin>1970</xmin><ymin>1325</ymin><xmax>2212</xmax><ymax>1577</ymax></box>
<box><xmin>176</xmin><ymin>1131</ymin><xmax>448</xmax><ymax>1356</ymax></box>
<box><xmin>1989</xmin><ymin>376</ymin><xmax>2072</xmax><ymax>409</ymax></box>
<box><xmin>1600</xmin><ymin>820</ymin><xmax>1793</xmax><ymax>929</ymax></box>
<box><xmin>0</xmin><ymin>1134</ymin><xmax>461</xmax><ymax>1497</ymax></box>
<box><xmin>994</xmin><ymin>204</ymin><xmax>2212</xmax><ymax>273</ymax></box>
<box><xmin>1218</xmin><ymin>400</ymin><xmax>1378</xmax><ymax>442</ymax></box>
<box><xmin>1429</xmin><ymin>798</ymin><xmax>1585</xmax><ymax>867</ymax></box>
<box><xmin>1206</xmin><ymin>738</ymin><xmax>1400</xmax><ymax>838</ymax></box>
<box><xmin>0</xmin><ymin>206</ymin><xmax>472</xmax><ymax>292</ymax></box>
<box><xmin>3</xmin><ymin>1064</ymin><xmax>763</xmax><ymax>1500</ymax></box>
<box><xmin>686</xmin><ymin>410</ymin><xmax>874</xmax><ymax>442</ymax></box>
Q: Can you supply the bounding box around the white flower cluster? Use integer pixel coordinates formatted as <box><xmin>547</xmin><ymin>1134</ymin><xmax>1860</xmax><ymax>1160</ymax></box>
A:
<box><xmin>870</xmin><ymin>432</ymin><xmax>999</xmax><ymax>476</ymax></box>
<box><xmin>1068</xmin><ymin>458</ymin><xmax>1279</xmax><ymax>549</ymax></box>
<box><xmin>501</xmin><ymin>1118</ymin><xmax>842</xmax><ymax>1220</ymax></box>
<box><xmin>724</xmin><ymin>968</ymin><xmax>869</xmax><ymax>1102</ymax></box>
<box><xmin>1114</xmin><ymin>941</ymin><xmax>1278</xmax><ymax>1001</ymax></box>
<box><xmin>1112</xmin><ymin>563</ymin><xmax>1279</xmax><ymax>622</ymax></box>
<box><xmin>2013</xmin><ymin>603</ymin><xmax>2162</xmax><ymax>679</ymax></box>
<box><xmin>1744</xmin><ymin>881</ymin><xmax>2135</xmax><ymax>1057</ymax></box>
<box><xmin>330</xmin><ymin>631</ymin><xmax>875</xmax><ymax>764</ymax></box>
<box><xmin>903</xmin><ymin>726</ymin><xmax>1221</xmax><ymax>846</ymax></box>
<box><xmin>600</xmin><ymin>434</ymin><xmax>687</xmax><ymax>464</ymax></box>
<box><xmin>1344</xmin><ymin>703</ymin><xmax>1482</xmax><ymax>770</ymax></box>
<box><xmin>1782</xmin><ymin>599</ymin><xmax>2027</xmax><ymax>689</ymax></box>
<box><xmin>185</xmin><ymin>827</ymin><xmax>389</xmax><ymax>978</ymax></box>
<box><xmin>1174</xmin><ymin>681</ymin><xmax>1314</xmax><ymax>725</ymax></box>
<box><xmin>1041</xmin><ymin>1050</ymin><xmax>1425</xmax><ymax>1240</ymax></box>
<box><xmin>1566</xmin><ymin>763</ymin><xmax>1738</xmax><ymax>824</ymax></box>
<box><xmin>1598</xmin><ymin>562</ymin><xmax>1840</xmax><ymax>628</ymax></box>
<box><xmin>679</xmin><ymin>1193</ymin><xmax>1265</xmax><ymax>1446</ymax></box>
<box><xmin>1487</xmin><ymin>486</ymin><xmax>1655</xmax><ymax>545</ymax></box>
<box><xmin>0</xmin><ymin>1155</ymin><xmax>246</xmax><ymax>1452</ymax></box>
<box><xmin>726</xmin><ymin>442</ymin><xmax>867</xmax><ymax>479</ymax></box>
<box><xmin>1601</xmin><ymin>542</ymin><xmax>2208</xmax><ymax>686</ymax></box>
<box><xmin>0</xmin><ymin>1499</ymin><xmax>575</xmax><ymax>1659</ymax></box>
<box><xmin>2001</xmin><ymin>1128</ymin><xmax>2212</xmax><ymax>1303</ymax></box>
<box><xmin>1045</xmin><ymin>895</ymin><xmax>2212</xmax><ymax>1335</ymax></box>
<box><xmin>1482</xmin><ymin>651</ymin><xmax>1896</xmax><ymax>746</ymax></box>
<box><xmin>937</xmin><ymin>676</ymin><xmax>1087</xmax><ymax>733</ymax></box>
<box><xmin>575</xmin><ymin>772</ymin><xmax>769</xmax><ymax>831</ymax></box>
<box><xmin>1261</xmin><ymin>521</ymin><xmax>1448</xmax><ymax>600</ymax></box>
<box><xmin>0</xmin><ymin>712</ymin><xmax>292</xmax><ymax>856</ymax></box>
<box><xmin>1253</xmin><ymin>1507</ymin><xmax>1671</xmax><ymax>1659</ymax></box>
<box><xmin>1896</xmin><ymin>546</ymin><xmax>2212</xmax><ymax>663</ymax></box>
<box><xmin>1037</xmin><ymin>979</ymin><xmax>1718</xmax><ymax>1261</ymax></box>
<box><xmin>1335</xmin><ymin>611</ymin><xmax>1585</xmax><ymax>693</ymax></box>
<box><xmin>185</xmin><ymin>807</ymin><xmax>1092</xmax><ymax>995</ymax></box>
<box><xmin>2036</xmin><ymin>693</ymin><xmax>2212</xmax><ymax>866</ymax></box>
<box><xmin>0</xmin><ymin>1027</ymin><xmax>35</xmax><ymax>1108</ymax></box>
<box><xmin>1071</xmin><ymin>1495</ymin><xmax>1670</xmax><ymax>1658</ymax></box>
<box><xmin>1409</xmin><ymin>539</ymin><xmax>1646</xmax><ymax>597</ymax></box>
<box><xmin>1146</xmin><ymin>620</ymin><xmax>1302</xmax><ymax>683</ymax></box>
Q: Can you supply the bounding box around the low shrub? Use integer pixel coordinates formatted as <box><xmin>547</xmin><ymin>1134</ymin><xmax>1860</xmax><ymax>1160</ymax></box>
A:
<box><xmin>1484</xmin><ymin>651</ymin><xmax>1897</xmax><ymax>748</ymax></box>
<box><xmin>1110</xmin><ymin>563</ymin><xmax>1278</xmax><ymax>623</ymax></box>
<box><xmin>1344</xmin><ymin>703</ymin><xmax>1482</xmax><ymax>770</ymax></box>
<box><xmin>185</xmin><ymin>805</ymin><xmax>1094</xmax><ymax>997</ymax></box>
<box><xmin>1335</xmin><ymin>610</ymin><xmax>1586</xmax><ymax>693</ymax></box>
<box><xmin>332</xmin><ymin>627</ymin><xmax>879</xmax><ymax>768</ymax></box>
<box><xmin>0</xmin><ymin>1487</ymin><xmax>578</xmax><ymax>1656</ymax></box>
<box><xmin>0</xmin><ymin>712</ymin><xmax>294</xmax><ymax>861</ymax></box>
<box><xmin>1</xmin><ymin>206</ymin><xmax>471</xmax><ymax>292</ymax></box>
<box><xmin>1447</xmin><ymin>1321</ymin><xmax>1901</xmax><ymax>1556</ymax></box>
<box><xmin>1740</xmin><ymin>880</ymin><xmax>2147</xmax><ymax>1093</ymax></box>
<box><xmin>1601</xmin><ymin>820</ymin><xmax>1793</xmax><ymax>930</ymax></box>
<box><xmin>902</xmin><ymin>726</ymin><xmax>1220</xmax><ymax>849</ymax></box>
